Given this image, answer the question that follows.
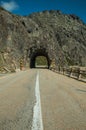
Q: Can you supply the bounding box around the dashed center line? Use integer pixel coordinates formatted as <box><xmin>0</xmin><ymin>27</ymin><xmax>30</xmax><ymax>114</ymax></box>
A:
<box><xmin>32</xmin><ymin>71</ymin><xmax>43</xmax><ymax>130</ymax></box>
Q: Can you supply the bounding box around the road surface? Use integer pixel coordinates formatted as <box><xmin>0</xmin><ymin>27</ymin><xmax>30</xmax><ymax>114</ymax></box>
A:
<box><xmin>0</xmin><ymin>69</ymin><xmax>86</xmax><ymax>130</ymax></box>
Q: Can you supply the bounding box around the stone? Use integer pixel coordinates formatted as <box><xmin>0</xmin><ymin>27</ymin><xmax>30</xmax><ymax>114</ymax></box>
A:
<box><xmin>0</xmin><ymin>7</ymin><xmax>86</xmax><ymax>72</ymax></box>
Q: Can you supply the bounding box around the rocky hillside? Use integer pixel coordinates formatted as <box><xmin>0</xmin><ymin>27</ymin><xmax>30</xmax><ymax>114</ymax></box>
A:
<box><xmin>0</xmin><ymin>7</ymin><xmax>86</xmax><ymax>72</ymax></box>
<box><xmin>0</xmin><ymin>7</ymin><xmax>29</xmax><ymax>72</ymax></box>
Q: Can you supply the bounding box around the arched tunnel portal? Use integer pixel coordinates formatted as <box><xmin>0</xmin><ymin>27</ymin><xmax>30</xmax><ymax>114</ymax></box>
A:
<box><xmin>30</xmin><ymin>49</ymin><xmax>51</xmax><ymax>69</ymax></box>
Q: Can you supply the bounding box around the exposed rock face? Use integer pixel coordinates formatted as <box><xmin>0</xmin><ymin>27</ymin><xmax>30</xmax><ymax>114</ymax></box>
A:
<box><xmin>0</xmin><ymin>7</ymin><xmax>86</xmax><ymax>72</ymax></box>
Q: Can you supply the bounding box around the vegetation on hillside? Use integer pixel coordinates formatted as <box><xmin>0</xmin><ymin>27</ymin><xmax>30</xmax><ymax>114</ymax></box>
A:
<box><xmin>35</xmin><ymin>56</ymin><xmax>48</xmax><ymax>66</ymax></box>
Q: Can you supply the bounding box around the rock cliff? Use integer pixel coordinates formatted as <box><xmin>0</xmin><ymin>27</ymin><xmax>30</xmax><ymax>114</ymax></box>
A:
<box><xmin>0</xmin><ymin>7</ymin><xmax>86</xmax><ymax>72</ymax></box>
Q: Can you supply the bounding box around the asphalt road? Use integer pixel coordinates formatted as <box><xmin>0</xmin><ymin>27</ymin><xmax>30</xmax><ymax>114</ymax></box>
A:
<box><xmin>0</xmin><ymin>69</ymin><xmax>86</xmax><ymax>130</ymax></box>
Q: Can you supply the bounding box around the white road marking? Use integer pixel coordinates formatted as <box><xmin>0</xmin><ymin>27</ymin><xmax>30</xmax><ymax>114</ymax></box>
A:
<box><xmin>32</xmin><ymin>72</ymin><xmax>43</xmax><ymax>130</ymax></box>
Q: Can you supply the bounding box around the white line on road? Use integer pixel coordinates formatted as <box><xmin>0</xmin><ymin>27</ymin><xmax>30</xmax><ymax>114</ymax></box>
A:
<box><xmin>32</xmin><ymin>71</ymin><xmax>43</xmax><ymax>130</ymax></box>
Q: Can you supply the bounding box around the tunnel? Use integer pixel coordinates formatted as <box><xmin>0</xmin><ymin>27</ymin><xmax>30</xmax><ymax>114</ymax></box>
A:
<box><xmin>30</xmin><ymin>49</ymin><xmax>50</xmax><ymax>69</ymax></box>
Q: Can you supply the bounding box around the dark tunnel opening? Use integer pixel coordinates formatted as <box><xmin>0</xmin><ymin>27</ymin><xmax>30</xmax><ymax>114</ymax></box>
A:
<box><xmin>30</xmin><ymin>49</ymin><xmax>50</xmax><ymax>69</ymax></box>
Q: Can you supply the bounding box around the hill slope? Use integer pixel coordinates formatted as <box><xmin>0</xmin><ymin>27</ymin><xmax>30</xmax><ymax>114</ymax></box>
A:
<box><xmin>0</xmin><ymin>8</ymin><xmax>86</xmax><ymax>72</ymax></box>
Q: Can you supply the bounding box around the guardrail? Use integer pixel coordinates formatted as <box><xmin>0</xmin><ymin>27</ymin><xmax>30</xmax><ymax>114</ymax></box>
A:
<box><xmin>50</xmin><ymin>66</ymin><xmax>86</xmax><ymax>83</ymax></box>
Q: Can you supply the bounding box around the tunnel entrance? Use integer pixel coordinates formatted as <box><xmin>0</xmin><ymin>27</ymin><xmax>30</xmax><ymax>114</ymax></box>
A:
<box><xmin>30</xmin><ymin>49</ymin><xmax>50</xmax><ymax>69</ymax></box>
